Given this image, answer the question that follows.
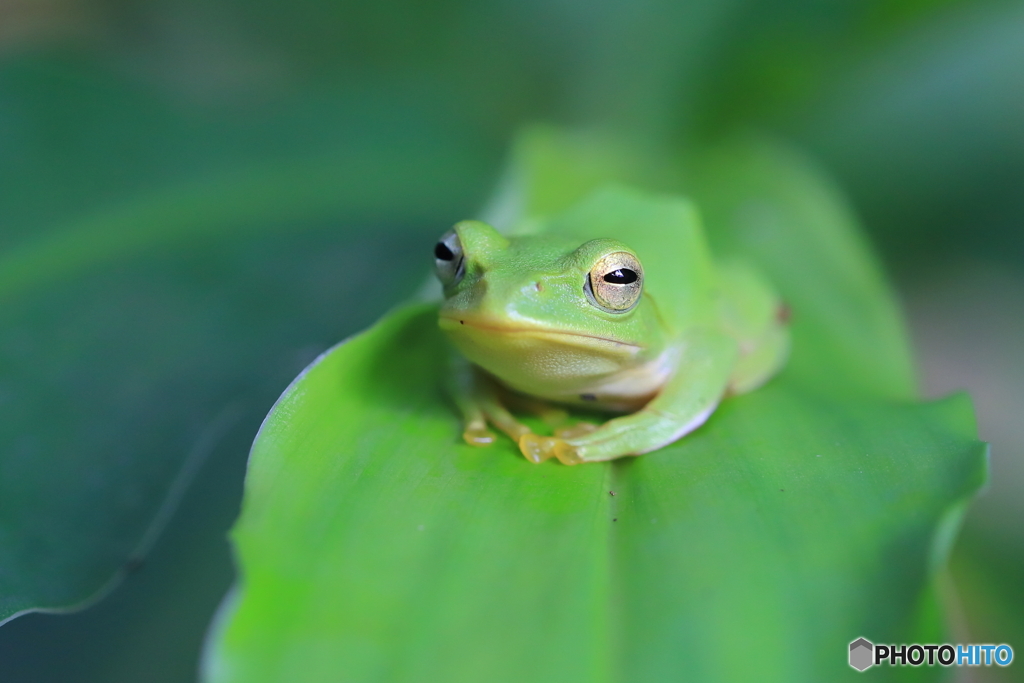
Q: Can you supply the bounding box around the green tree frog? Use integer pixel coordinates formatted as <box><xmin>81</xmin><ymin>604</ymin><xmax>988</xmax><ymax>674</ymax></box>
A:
<box><xmin>435</xmin><ymin>186</ymin><xmax>789</xmax><ymax>465</ymax></box>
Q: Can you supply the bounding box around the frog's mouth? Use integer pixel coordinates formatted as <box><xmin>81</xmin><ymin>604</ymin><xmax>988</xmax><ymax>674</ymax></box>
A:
<box><xmin>438</xmin><ymin>313</ymin><xmax>643</xmax><ymax>353</ymax></box>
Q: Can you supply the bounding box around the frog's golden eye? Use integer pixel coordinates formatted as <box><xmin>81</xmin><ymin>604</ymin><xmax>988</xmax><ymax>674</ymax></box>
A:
<box><xmin>585</xmin><ymin>251</ymin><xmax>643</xmax><ymax>313</ymax></box>
<box><xmin>434</xmin><ymin>229</ymin><xmax>465</xmax><ymax>286</ymax></box>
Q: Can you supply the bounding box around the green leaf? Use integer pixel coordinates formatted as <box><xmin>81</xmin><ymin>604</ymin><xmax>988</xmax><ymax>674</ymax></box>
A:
<box><xmin>0</xmin><ymin>56</ymin><xmax>496</xmax><ymax>625</ymax></box>
<box><xmin>0</xmin><ymin>225</ymin><xmax>426</xmax><ymax>625</ymax></box>
<box><xmin>204</xmin><ymin>305</ymin><xmax>984</xmax><ymax>683</ymax></box>
<box><xmin>687</xmin><ymin>139</ymin><xmax>918</xmax><ymax>400</ymax></box>
<box><xmin>203</xmin><ymin>136</ymin><xmax>986</xmax><ymax>682</ymax></box>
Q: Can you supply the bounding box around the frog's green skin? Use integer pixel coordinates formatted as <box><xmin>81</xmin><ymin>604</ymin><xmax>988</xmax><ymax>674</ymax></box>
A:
<box><xmin>436</xmin><ymin>186</ymin><xmax>789</xmax><ymax>465</ymax></box>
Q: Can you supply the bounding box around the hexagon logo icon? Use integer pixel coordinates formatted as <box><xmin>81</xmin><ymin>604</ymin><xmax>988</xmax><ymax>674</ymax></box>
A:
<box><xmin>849</xmin><ymin>638</ymin><xmax>874</xmax><ymax>671</ymax></box>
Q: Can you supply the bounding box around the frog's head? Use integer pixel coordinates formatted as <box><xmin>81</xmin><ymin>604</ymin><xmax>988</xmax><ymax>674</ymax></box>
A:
<box><xmin>434</xmin><ymin>220</ymin><xmax>666</xmax><ymax>396</ymax></box>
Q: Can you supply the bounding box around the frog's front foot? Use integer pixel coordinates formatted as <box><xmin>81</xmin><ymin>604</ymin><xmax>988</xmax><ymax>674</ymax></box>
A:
<box><xmin>518</xmin><ymin>434</ymin><xmax>557</xmax><ymax>463</ymax></box>
<box><xmin>463</xmin><ymin>422</ymin><xmax>497</xmax><ymax>446</ymax></box>
<box><xmin>518</xmin><ymin>434</ymin><xmax>585</xmax><ymax>465</ymax></box>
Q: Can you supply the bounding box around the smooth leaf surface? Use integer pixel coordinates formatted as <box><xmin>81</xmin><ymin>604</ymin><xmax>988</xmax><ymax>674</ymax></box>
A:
<box><xmin>205</xmin><ymin>138</ymin><xmax>987</xmax><ymax>682</ymax></box>
<box><xmin>206</xmin><ymin>305</ymin><xmax>983</xmax><ymax>683</ymax></box>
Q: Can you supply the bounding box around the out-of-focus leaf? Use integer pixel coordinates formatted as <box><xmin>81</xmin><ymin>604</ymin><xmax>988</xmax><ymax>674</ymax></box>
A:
<box><xmin>0</xmin><ymin>54</ymin><xmax>498</xmax><ymax>625</ymax></box>
<box><xmin>203</xmin><ymin>136</ymin><xmax>986</xmax><ymax>682</ymax></box>
<box><xmin>0</xmin><ymin>53</ymin><xmax>500</xmax><ymax>254</ymax></box>
<box><xmin>687</xmin><ymin>0</ymin><xmax>985</xmax><ymax>136</ymax></box>
<box><xmin>779</xmin><ymin>2</ymin><xmax>1024</xmax><ymax>261</ymax></box>
<box><xmin>0</xmin><ymin>223</ymin><xmax>430</xmax><ymax>625</ymax></box>
<box><xmin>687</xmin><ymin>139</ymin><xmax>917</xmax><ymax>400</ymax></box>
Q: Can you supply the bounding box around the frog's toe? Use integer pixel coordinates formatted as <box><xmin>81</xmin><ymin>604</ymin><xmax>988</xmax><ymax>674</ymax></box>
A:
<box><xmin>519</xmin><ymin>434</ymin><xmax>585</xmax><ymax>465</ymax></box>
<box><xmin>518</xmin><ymin>434</ymin><xmax>558</xmax><ymax>463</ymax></box>
<box><xmin>554</xmin><ymin>422</ymin><xmax>598</xmax><ymax>439</ymax></box>
<box><xmin>463</xmin><ymin>424</ymin><xmax>497</xmax><ymax>446</ymax></box>
<box><xmin>554</xmin><ymin>440</ymin><xmax>585</xmax><ymax>465</ymax></box>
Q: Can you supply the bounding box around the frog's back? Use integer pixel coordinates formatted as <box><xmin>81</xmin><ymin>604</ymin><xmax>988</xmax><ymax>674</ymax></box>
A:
<box><xmin>532</xmin><ymin>186</ymin><xmax>720</xmax><ymax>331</ymax></box>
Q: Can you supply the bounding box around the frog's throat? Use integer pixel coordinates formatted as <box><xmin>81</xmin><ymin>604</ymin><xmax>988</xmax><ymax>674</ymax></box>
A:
<box><xmin>438</xmin><ymin>314</ymin><xmax>644</xmax><ymax>353</ymax></box>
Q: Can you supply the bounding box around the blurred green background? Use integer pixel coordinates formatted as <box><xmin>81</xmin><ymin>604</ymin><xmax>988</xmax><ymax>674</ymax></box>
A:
<box><xmin>0</xmin><ymin>0</ymin><xmax>1020</xmax><ymax>680</ymax></box>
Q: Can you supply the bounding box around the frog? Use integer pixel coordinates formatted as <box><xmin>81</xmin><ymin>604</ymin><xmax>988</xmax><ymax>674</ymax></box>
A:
<box><xmin>434</xmin><ymin>185</ymin><xmax>789</xmax><ymax>465</ymax></box>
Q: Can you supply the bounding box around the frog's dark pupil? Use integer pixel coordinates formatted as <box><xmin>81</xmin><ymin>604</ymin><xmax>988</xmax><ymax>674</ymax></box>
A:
<box><xmin>604</xmin><ymin>268</ymin><xmax>637</xmax><ymax>284</ymax></box>
<box><xmin>435</xmin><ymin>242</ymin><xmax>455</xmax><ymax>261</ymax></box>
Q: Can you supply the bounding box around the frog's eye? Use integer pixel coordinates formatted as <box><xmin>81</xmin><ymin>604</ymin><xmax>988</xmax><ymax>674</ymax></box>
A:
<box><xmin>434</xmin><ymin>229</ymin><xmax>465</xmax><ymax>286</ymax></box>
<box><xmin>586</xmin><ymin>251</ymin><xmax>643</xmax><ymax>313</ymax></box>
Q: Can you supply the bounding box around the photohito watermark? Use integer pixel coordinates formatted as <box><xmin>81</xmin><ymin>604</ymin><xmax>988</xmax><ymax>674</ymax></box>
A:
<box><xmin>849</xmin><ymin>638</ymin><xmax>1013</xmax><ymax>671</ymax></box>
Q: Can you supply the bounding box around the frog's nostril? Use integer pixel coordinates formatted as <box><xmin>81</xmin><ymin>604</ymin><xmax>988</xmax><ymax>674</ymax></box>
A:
<box><xmin>535</xmin><ymin>282</ymin><xmax>543</xmax><ymax>293</ymax></box>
